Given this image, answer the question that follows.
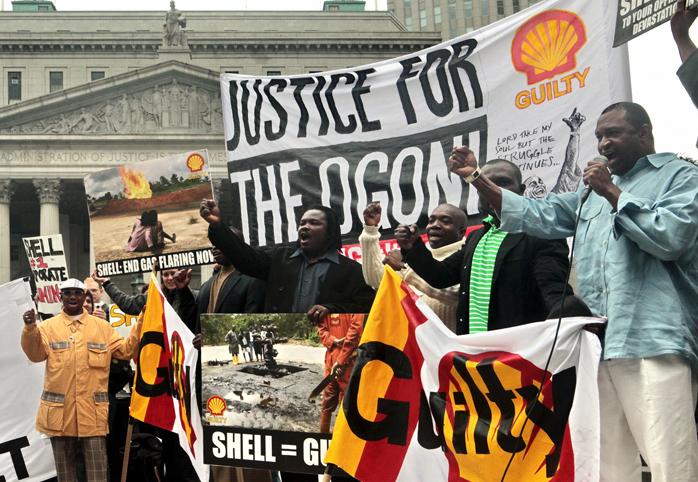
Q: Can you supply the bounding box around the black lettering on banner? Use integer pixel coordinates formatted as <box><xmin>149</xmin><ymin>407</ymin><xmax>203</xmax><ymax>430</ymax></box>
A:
<box><xmin>135</xmin><ymin>331</ymin><xmax>171</xmax><ymax>397</ymax></box>
<box><xmin>312</xmin><ymin>76</ymin><xmax>330</xmax><ymax>136</ymax></box>
<box><xmin>452</xmin><ymin>355</ymin><xmax>491</xmax><ymax>454</ymax></box>
<box><xmin>613</xmin><ymin>0</ymin><xmax>677</xmax><ymax>46</ymax></box>
<box><xmin>227</xmin><ymin>116</ymin><xmax>488</xmax><ymax>247</ymax></box>
<box><xmin>264</xmin><ymin>79</ymin><xmax>288</xmax><ymax>142</ymax></box>
<box><xmin>342</xmin><ymin>341</ymin><xmax>413</xmax><ymax>445</ymax></box>
<box><xmin>397</xmin><ymin>57</ymin><xmax>423</xmax><ymax>125</ymax></box>
<box><xmin>398</xmin><ymin>39</ymin><xmax>481</xmax><ymax>125</ymax></box>
<box><xmin>420</xmin><ymin>49</ymin><xmax>454</xmax><ymax>117</ymax></box>
<box><xmin>290</xmin><ymin>77</ymin><xmax>315</xmax><ymax>139</ymax></box>
<box><xmin>0</xmin><ymin>436</ymin><xmax>30</xmax><ymax>481</ymax></box>
<box><xmin>326</xmin><ymin>73</ymin><xmax>357</xmax><ymax>134</ymax></box>
<box><xmin>417</xmin><ymin>390</ymin><xmax>445</xmax><ymax>450</ymax></box>
<box><xmin>353</xmin><ymin>68</ymin><xmax>382</xmax><ymax>133</ymax></box>
<box><xmin>226</xmin><ymin>81</ymin><xmax>241</xmax><ymax>151</ymax></box>
<box><xmin>516</xmin><ymin>366</ymin><xmax>576</xmax><ymax>477</ymax></box>
<box><xmin>241</xmin><ymin>80</ymin><xmax>263</xmax><ymax>147</ymax></box>
<box><xmin>476</xmin><ymin>359</ymin><xmax>526</xmax><ymax>454</ymax></box>
<box><xmin>23</xmin><ymin>237</ymin><xmax>64</xmax><ymax>258</ymax></box>
<box><xmin>449</xmin><ymin>39</ymin><xmax>483</xmax><ymax>112</ymax></box>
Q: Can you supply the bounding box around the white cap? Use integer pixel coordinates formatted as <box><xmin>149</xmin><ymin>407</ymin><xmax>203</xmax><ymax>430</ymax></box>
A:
<box><xmin>59</xmin><ymin>278</ymin><xmax>86</xmax><ymax>291</ymax></box>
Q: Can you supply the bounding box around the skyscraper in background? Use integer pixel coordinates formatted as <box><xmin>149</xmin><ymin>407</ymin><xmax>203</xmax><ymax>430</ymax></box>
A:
<box><xmin>387</xmin><ymin>0</ymin><xmax>540</xmax><ymax>40</ymax></box>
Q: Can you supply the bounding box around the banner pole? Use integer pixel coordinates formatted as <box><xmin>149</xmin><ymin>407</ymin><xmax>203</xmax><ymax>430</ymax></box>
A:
<box><xmin>321</xmin><ymin>463</ymin><xmax>336</xmax><ymax>482</ymax></box>
<box><xmin>120</xmin><ymin>417</ymin><xmax>135</xmax><ymax>482</ymax></box>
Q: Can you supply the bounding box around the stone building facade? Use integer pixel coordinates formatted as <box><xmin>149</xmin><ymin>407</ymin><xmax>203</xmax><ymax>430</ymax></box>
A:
<box><xmin>0</xmin><ymin>5</ymin><xmax>440</xmax><ymax>286</ymax></box>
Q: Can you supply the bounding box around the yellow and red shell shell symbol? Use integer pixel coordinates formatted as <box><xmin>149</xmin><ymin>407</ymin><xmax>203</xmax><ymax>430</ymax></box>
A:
<box><xmin>207</xmin><ymin>395</ymin><xmax>227</xmax><ymax>416</ymax></box>
<box><xmin>511</xmin><ymin>10</ymin><xmax>587</xmax><ymax>85</ymax></box>
<box><xmin>186</xmin><ymin>153</ymin><xmax>205</xmax><ymax>172</ymax></box>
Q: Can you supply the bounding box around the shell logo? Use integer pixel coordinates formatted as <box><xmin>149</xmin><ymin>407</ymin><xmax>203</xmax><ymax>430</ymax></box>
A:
<box><xmin>186</xmin><ymin>153</ymin><xmax>205</xmax><ymax>172</ymax></box>
<box><xmin>511</xmin><ymin>10</ymin><xmax>587</xmax><ymax>85</ymax></box>
<box><xmin>207</xmin><ymin>395</ymin><xmax>227</xmax><ymax>416</ymax></box>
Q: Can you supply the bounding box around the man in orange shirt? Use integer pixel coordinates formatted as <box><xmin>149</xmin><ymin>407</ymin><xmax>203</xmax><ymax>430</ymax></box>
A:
<box><xmin>21</xmin><ymin>278</ymin><xmax>142</xmax><ymax>482</ymax></box>
<box><xmin>316</xmin><ymin>313</ymin><xmax>365</xmax><ymax>433</ymax></box>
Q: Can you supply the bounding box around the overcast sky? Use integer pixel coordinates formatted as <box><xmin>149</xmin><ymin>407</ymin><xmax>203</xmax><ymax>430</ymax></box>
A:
<box><xmin>2</xmin><ymin>0</ymin><xmax>696</xmax><ymax>154</ymax></box>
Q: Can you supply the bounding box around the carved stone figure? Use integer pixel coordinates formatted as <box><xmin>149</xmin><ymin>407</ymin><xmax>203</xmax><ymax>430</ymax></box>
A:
<box><xmin>118</xmin><ymin>94</ymin><xmax>132</xmax><ymax>131</ymax></box>
<box><xmin>103</xmin><ymin>102</ymin><xmax>118</xmax><ymax>132</ymax></box>
<box><xmin>198</xmin><ymin>89</ymin><xmax>211</xmax><ymax>126</ymax></box>
<box><xmin>149</xmin><ymin>86</ymin><xmax>164</xmax><ymax>127</ymax></box>
<box><xmin>163</xmin><ymin>1</ymin><xmax>187</xmax><ymax>47</ymax></box>
<box><xmin>70</xmin><ymin>108</ymin><xmax>97</xmax><ymax>134</ymax></box>
<box><xmin>168</xmin><ymin>80</ymin><xmax>182</xmax><ymax>127</ymax></box>
<box><xmin>130</xmin><ymin>93</ymin><xmax>144</xmax><ymax>129</ymax></box>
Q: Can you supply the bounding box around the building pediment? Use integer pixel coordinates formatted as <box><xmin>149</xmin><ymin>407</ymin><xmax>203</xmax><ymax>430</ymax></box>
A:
<box><xmin>0</xmin><ymin>61</ymin><xmax>223</xmax><ymax>136</ymax></box>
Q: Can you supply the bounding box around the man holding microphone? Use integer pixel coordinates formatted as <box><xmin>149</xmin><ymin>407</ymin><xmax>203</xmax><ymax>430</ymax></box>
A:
<box><xmin>427</xmin><ymin>102</ymin><xmax>698</xmax><ymax>482</ymax></box>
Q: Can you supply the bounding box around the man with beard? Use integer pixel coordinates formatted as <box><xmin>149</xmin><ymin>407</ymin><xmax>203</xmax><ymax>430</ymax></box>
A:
<box><xmin>199</xmin><ymin>200</ymin><xmax>374</xmax><ymax>319</ymax></box>
<box><xmin>21</xmin><ymin>279</ymin><xmax>142</xmax><ymax>482</ymax></box>
<box><xmin>360</xmin><ymin>202</ymin><xmax>465</xmax><ymax>332</ymax></box>
<box><xmin>200</xmin><ymin>200</ymin><xmax>374</xmax><ymax>482</ymax></box>
<box><xmin>395</xmin><ymin>159</ymin><xmax>578</xmax><ymax>335</ymax></box>
<box><xmin>446</xmin><ymin>102</ymin><xmax>698</xmax><ymax>481</ymax></box>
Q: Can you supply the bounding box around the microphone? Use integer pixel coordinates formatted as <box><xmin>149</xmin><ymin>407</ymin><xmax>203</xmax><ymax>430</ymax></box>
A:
<box><xmin>580</xmin><ymin>155</ymin><xmax>608</xmax><ymax>204</ymax></box>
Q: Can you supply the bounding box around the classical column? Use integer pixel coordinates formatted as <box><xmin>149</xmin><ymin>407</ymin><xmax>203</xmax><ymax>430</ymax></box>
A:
<box><xmin>0</xmin><ymin>179</ymin><xmax>14</xmax><ymax>283</ymax></box>
<box><xmin>33</xmin><ymin>179</ymin><xmax>62</xmax><ymax>235</ymax></box>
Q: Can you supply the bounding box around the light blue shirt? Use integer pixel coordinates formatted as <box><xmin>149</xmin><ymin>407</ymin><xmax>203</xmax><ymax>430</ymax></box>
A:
<box><xmin>500</xmin><ymin>153</ymin><xmax>698</xmax><ymax>370</ymax></box>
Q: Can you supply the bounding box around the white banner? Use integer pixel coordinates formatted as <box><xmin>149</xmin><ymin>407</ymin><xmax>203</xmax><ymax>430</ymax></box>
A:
<box><xmin>221</xmin><ymin>0</ymin><xmax>629</xmax><ymax>247</ymax></box>
<box><xmin>22</xmin><ymin>235</ymin><xmax>69</xmax><ymax>315</ymax></box>
<box><xmin>326</xmin><ymin>267</ymin><xmax>602</xmax><ymax>481</ymax></box>
<box><xmin>398</xmin><ymin>315</ymin><xmax>602</xmax><ymax>481</ymax></box>
<box><xmin>0</xmin><ymin>279</ymin><xmax>56</xmax><ymax>481</ymax></box>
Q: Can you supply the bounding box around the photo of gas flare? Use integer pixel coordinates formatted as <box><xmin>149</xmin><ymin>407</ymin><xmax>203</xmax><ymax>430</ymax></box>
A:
<box><xmin>119</xmin><ymin>166</ymin><xmax>153</xmax><ymax>199</ymax></box>
<box><xmin>84</xmin><ymin>150</ymin><xmax>214</xmax><ymax>268</ymax></box>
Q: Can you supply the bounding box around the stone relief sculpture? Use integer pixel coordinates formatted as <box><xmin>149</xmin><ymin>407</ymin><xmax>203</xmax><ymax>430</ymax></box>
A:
<box><xmin>163</xmin><ymin>1</ymin><xmax>187</xmax><ymax>47</ymax></box>
<box><xmin>2</xmin><ymin>81</ymin><xmax>222</xmax><ymax>135</ymax></box>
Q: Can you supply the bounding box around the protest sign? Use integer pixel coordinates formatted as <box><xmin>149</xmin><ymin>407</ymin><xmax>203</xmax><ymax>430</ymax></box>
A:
<box><xmin>326</xmin><ymin>268</ymin><xmax>602</xmax><ymax>482</ymax></box>
<box><xmin>84</xmin><ymin>150</ymin><xmax>215</xmax><ymax>276</ymax></box>
<box><xmin>108</xmin><ymin>303</ymin><xmax>140</xmax><ymax>339</ymax></box>
<box><xmin>201</xmin><ymin>313</ymin><xmax>364</xmax><ymax>474</ymax></box>
<box><xmin>221</xmin><ymin>0</ymin><xmax>629</xmax><ymax>248</ymax></box>
<box><xmin>0</xmin><ymin>278</ymin><xmax>56</xmax><ymax>482</ymax></box>
<box><xmin>22</xmin><ymin>234</ymin><xmax>69</xmax><ymax>315</ymax></box>
<box><xmin>613</xmin><ymin>0</ymin><xmax>678</xmax><ymax>46</ymax></box>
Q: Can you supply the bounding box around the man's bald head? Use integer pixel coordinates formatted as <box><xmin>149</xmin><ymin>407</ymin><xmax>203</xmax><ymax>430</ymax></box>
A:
<box><xmin>83</xmin><ymin>277</ymin><xmax>104</xmax><ymax>304</ymax></box>
<box><xmin>425</xmin><ymin>203</ymin><xmax>467</xmax><ymax>249</ymax></box>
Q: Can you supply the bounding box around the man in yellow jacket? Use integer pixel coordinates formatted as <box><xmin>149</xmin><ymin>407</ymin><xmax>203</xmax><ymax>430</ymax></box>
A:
<box><xmin>21</xmin><ymin>278</ymin><xmax>142</xmax><ymax>482</ymax></box>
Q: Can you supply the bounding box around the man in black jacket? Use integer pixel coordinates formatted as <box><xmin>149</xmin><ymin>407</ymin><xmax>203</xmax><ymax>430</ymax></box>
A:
<box><xmin>396</xmin><ymin>159</ymin><xmax>582</xmax><ymax>335</ymax></box>
<box><xmin>199</xmin><ymin>200</ymin><xmax>375</xmax><ymax>320</ymax></box>
<box><xmin>197</xmin><ymin>247</ymin><xmax>266</xmax><ymax>316</ymax></box>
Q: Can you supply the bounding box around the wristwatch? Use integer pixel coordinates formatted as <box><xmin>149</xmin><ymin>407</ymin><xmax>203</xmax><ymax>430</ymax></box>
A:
<box><xmin>464</xmin><ymin>167</ymin><xmax>481</xmax><ymax>184</ymax></box>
